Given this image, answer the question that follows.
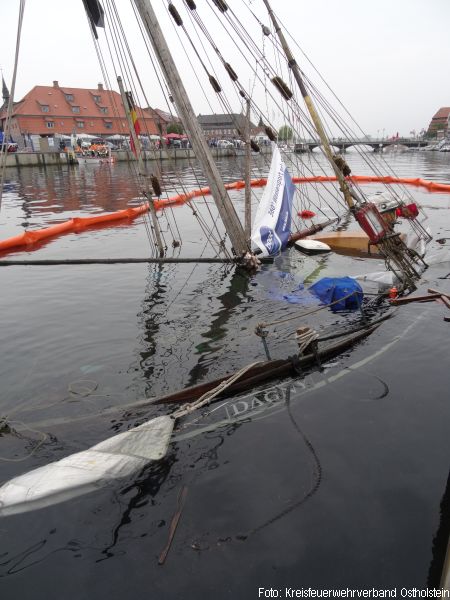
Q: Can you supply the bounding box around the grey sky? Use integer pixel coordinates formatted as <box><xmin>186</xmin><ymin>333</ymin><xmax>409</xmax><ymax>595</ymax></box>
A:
<box><xmin>2</xmin><ymin>0</ymin><xmax>449</xmax><ymax>137</ymax></box>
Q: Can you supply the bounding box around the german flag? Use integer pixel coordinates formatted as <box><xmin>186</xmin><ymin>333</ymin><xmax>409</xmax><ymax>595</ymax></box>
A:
<box><xmin>125</xmin><ymin>91</ymin><xmax>141</xmax><ymax>156</ymax></box>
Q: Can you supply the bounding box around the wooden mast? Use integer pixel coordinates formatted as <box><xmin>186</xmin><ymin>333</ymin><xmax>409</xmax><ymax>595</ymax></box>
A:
<box><xmin>244</xmin><ymin>98</ymin><xmax>252</xmax><ymax>241</ymax></box>
<box><xmin>132</xmin><ymin>0</ymin><xmax>249</xmax><ymax>257</ymax></box>
<box><xmin>117</xmin><ymin>76</ymin><xmax>165</xmax><ymax>256</ymax></box>
<box><xmin>261</xmin><ymin>0</ymin><xmax>356</xmax><ymax>211</ymax></box>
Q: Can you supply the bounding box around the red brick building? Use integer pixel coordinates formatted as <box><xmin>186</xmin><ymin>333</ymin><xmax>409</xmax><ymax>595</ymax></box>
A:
<box><xmin>427</xmin><ymin>107</ymin><xmax>450</xmax><ymax>139</ymax></box>
<box><xmin>0</xmin><ymin>81</ymin><xmax>164</xmax><ymax>143</ymax></box>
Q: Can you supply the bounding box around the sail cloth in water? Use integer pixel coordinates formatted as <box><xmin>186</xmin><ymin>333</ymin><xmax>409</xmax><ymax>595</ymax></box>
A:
<box><xmin>251</xmin><ymin>144</ymin><xmax>295</xmax><ymax>256</ymax></box>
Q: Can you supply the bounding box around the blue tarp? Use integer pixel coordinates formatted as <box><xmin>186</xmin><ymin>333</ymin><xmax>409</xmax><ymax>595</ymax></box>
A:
<box><xmin>309</xmin><ymin>277</ymin><xmax>363</xmax><ymax>311</ymax></box>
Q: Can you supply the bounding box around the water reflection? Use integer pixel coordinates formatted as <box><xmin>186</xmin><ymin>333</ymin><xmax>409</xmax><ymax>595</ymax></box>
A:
<box><xmin>187</xmin><ymin>266</ymin><xmax>252</xmax><ymax>386</ymax></box>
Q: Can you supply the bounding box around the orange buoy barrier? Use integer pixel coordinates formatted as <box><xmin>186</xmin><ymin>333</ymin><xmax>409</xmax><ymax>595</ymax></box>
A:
<box><xmin>1</xmin><ymin>174</ymin><xmax>450</xmax><ymax>255</ymax></box>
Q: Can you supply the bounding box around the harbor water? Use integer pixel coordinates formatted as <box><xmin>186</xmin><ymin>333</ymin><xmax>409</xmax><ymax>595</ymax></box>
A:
<box><xmin>0</xmin><ymin>150</ymin><xmax>449</xmax><ymax>596</ymax></box>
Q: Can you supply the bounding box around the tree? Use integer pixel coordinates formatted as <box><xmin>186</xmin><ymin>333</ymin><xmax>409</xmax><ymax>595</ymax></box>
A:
<box><xmin>278</xmin><ymin>125</ymin><xmax>293</xmax><ymax>141</ymax></box>
<box><xmin>167</xmin><ymin>122</ymin><xmax>183</xmax><ymax>134</ymax></box>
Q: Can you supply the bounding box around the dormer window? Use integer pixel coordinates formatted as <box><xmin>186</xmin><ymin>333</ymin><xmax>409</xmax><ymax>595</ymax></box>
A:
<box><xmin>72</xmin><ymin>106</ymin><xmax>80</xmax><ymax>113</ymax></box>
<box><xmin>93</xmin><ymin>95</ymin><xmax>101</xmax><ymax>103</ymax></box>
<box><xmin>65</xmin><ymin>94</ymin><xmax>74</xmax><ymax>101</ymax></box>
<box><xmin>41</xmin><ymin>105</ymin><xmax>49</xmax><ymax>113</ymax></box>
<box><xmin>99</xmin><ymin>107</ymin><xmax>108</xmax><ymax>114</ymax></box>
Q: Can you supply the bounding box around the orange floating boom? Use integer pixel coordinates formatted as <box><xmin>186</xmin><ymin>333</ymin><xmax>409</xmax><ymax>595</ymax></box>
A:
<box><xmin>0</xmin><ymin>175</ymin><xmax>449</xmax><ymax>254</ymax></box>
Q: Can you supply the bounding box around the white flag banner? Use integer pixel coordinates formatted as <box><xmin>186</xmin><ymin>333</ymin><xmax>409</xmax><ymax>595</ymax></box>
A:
<box><xmin>251</xmin><ymin>144</ymin><xmax>295</xmax><ymax>256</ymax></box>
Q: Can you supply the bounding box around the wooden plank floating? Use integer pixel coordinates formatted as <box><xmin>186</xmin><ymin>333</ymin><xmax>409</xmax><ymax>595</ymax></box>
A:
<box><xmin>428</xmin><ymin>288</ymin><xmax>450</xmax><ymax>310</ymax></box>
<box><xmin>390</xmin><ymin>293</ymin><xmax>442</xmax><ymax>305</ymax></box>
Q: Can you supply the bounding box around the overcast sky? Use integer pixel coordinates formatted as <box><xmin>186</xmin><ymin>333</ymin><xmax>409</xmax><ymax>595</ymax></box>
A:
<box><xmin>2</xmin><ymin>0</ymin><xmax>450</xmax><ymax>137</ymax></box>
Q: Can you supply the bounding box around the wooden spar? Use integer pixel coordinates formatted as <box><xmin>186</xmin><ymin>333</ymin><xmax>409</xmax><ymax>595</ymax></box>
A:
<box><xmin>132</xmin><ymin>0</ymin><xmax>249</xmax><ymax>257</ymax></box>
<box><xmin>287</xmin><ymin>218</ymin><xmax>338</xmax><ymax>244</ymax></box>
<box><xmin>0</xmin><ymin>257</ymin><xmax>273</xmax><ymax>266</ymax></box>
<box><xmin>244</xmin><ymin>98</ymin><xmax>252</xmax><ymax>241</ymax></box>
<box><xmin>428</xmin><ymin>288</ymin><xmax>450</xmax><ymax>301</ymax></box>
<box><xmin>261</xmin><ymin>0</ymin><xmax>356</xmax><ymax>211</ymax></box>
<box><xmin>117</xmin><ymin>76</ymin><xmax>164</xmax><ymax>256</ymax></box>
<box><xmin>390</xmin><ymin>293</ymin><xmax>442</xmax><ymax>305</ymax></box>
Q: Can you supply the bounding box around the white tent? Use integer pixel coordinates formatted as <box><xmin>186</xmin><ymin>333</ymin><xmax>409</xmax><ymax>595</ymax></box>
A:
<box><xmin>105</xmin><ymin>134</ymin><xmax>128</xmax><ymax>141</ymax></box>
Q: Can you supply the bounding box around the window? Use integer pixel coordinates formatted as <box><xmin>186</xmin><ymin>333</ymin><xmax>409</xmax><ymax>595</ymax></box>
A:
<box><xmin>65</xmin><ymin>94</ymin><xmax>74</xmax><ymax>101</ymax></box>
<box><xmin>104</xmin><ymin>122</ymin><xmax>112</xmax><ymax>129</ymax></box>
<box><xmin>93</xmin><ymin>95</ymin><xmax>101</xmax><ymax>103</ymax></box>
<box><xmin>41</xmin><ymin>105</ymin><xmax>49</xmax><ymax>113</ymax></box>
<box><xmin>99</xmin><ymin>107</ymin><xmax>108</xmax><ymax>114</ymax></box>
<box><xmin>72</xmin><ymin>106</ymin><xmax>80</xmax><ymax>113</ymax></box>
<box><xmin>46</xmin><ymin>121</ymin><xmax>54</xmax><ymax>128</ymax></box>
<box><xmin>76</xmin><ymin>121</ymin><xmax>84</xmax><ymax>128</ymax></box>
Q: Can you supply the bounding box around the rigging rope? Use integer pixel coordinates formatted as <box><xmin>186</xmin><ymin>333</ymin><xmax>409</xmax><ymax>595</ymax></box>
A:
<box><xmin>0</xmin><ymin>0</ymin><xmax>26</xmax><ymax>211</ymax></box>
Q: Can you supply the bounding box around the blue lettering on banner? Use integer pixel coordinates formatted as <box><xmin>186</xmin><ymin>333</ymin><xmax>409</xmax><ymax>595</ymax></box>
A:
<box><xmin>260</xmin><ymin>225</ymin><xmax>282</xmax><ymax>255</ymax></box>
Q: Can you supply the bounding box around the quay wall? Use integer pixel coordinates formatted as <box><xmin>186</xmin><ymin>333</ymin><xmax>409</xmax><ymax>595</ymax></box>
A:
<box><xmin>3</xmin><ymin>146</ymin><xmax>271</xmax><ymax>168</ymax></box>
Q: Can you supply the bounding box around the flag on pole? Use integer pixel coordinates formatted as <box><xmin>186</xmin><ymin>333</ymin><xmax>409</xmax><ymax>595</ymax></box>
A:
<box><xmin>251</xmin><ymin>143</ymin><xmax>295</xmax><ymax>256</ymax></box>
<box><xmin>125</xmin><ymin>91</ymin><xmax>141</xmax><ymax>156</ymax></box>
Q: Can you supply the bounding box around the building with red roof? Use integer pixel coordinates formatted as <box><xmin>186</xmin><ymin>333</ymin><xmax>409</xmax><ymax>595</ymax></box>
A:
<box><xmin>0</xmin><ymin>81</ymin><xmax>165</xmax><ymax>144</ymax></box>
<box><xmin>427</xmin><ymin>107</ymin><xmax>450</xmax><ymax>139</ymax></box>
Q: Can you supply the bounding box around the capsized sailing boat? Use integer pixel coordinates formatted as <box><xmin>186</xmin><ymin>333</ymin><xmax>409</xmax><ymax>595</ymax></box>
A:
<box><xmin>0</xmin><ymin>0</ymin><xmax>435</xmax><ymax>514</ymax></box>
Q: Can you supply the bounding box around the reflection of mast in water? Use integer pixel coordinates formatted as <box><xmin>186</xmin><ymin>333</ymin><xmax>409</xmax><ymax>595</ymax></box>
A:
<box><xmin>136</xmin><ymin>263</ymin><xmax>172</xmax><ymax>396</ymax></box>
<box><xmin>96</xmin><ymin>450</ymin><xmax>178</xmax><ymax>563</ymax></box>
<box><xmin>186</xmin><ymin>267</ymin><xmax>251</xmax><ymax>387</ymax></box>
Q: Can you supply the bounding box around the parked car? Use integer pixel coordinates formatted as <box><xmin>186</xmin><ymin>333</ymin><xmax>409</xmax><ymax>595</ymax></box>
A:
<box><xmin>217</xmin><ymin>139</ymin><xmax>234</xmax><ymax>148</ymax></box>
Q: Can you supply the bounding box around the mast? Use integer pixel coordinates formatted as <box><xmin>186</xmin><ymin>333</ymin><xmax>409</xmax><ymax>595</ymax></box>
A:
<box><xmin>262</xmin><ymin>0</ymin><xmax>426</xmax><ymax>290</ymax></box>
<box><xmin>261</xmin><ymin>0</ymin><xmax>356</xmax><ymax>211</ymax></box>
<box><xmin>132</xmin><ymin>0</ymin><xmax>249</xmax><ymax>256</ymax></box>
<box><xmin>117</xmin><ymin>76</ymin><xmax>165</xmax><ymax>255</ymax></box>
<box><xmin>244</xmin><ymin>99</ymin><xmax>252</xmax><ymax>241</ymax></box>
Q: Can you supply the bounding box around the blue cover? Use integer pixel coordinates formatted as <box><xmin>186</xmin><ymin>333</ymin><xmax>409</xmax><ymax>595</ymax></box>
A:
<box><xmin>309</xmin><ymin>277</ymin><xmax>363</xmax><ymax>311</ymax></box>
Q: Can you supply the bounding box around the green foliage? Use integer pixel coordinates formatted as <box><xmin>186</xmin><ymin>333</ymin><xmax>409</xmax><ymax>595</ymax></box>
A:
<box><xmin>278</xmin><ymin>125</ymin><xmax>293</xmax><ymax>141</ymax></box>
<box><xmin>167</xmin><ymin>122</ymin><xmax>184</xmax><ymax>134</ymax></box>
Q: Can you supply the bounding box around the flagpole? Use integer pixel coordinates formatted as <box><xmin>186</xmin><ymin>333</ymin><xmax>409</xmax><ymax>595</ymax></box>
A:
<box><xmin>117</xmin><ymin>76</ymin><xmax>164</xmax><ymax>256</ymax></box>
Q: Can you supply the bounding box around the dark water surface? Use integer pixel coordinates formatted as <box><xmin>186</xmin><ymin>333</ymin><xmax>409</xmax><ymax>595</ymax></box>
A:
<box><xmin>0</xmin><ymin>151</ymin><xmax>449</xmax><ymax>597</ymax></box>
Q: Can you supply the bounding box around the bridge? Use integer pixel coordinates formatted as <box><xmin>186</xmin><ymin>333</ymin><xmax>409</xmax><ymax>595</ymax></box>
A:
<box><xmin>294</xmin><ymin>138</ymin><xmax>429</xmax><ymax>153</ymax></box>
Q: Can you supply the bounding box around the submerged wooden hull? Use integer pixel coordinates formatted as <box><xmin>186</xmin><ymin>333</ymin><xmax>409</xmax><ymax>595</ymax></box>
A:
<box><xmin>154</xmin><ymin>316</ymin><xmax>391</xmax><ymax>406</ymax></box>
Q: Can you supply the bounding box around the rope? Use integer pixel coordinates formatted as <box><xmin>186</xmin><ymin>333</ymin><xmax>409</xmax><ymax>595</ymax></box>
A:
<box><xmin>294</xmin><ymin>326</ymin><xmax>319</xmax><ymax>355</ymax></box>
<box><xmin>0</xmin><ymin>0</ymin><xmax>26</xmax><ymax>210</ymax></box>
<box><xmin>173</xmin><ymin>361</ymin><xmax>262</xmax><ymax>420</ymax></box>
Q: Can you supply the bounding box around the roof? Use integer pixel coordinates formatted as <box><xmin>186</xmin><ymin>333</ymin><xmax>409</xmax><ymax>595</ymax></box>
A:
<box><xmin>197</xmin><ymin>113</ymin><xmax>256</xmax><ymax>129</ymax></box>
<box><xmin>1</xmin><ymin>83</ymin><xmax>157</xmax><ymax>132</ymax></box>
<box><xmin>431</xmin><ymin>107</ymin><xmax>450</xmax><ymax>121</ymax></box>
<box><xmin>153</xmin><ymin>108</ymin><xmax>180</xmax><ymax>123</ymax></box>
